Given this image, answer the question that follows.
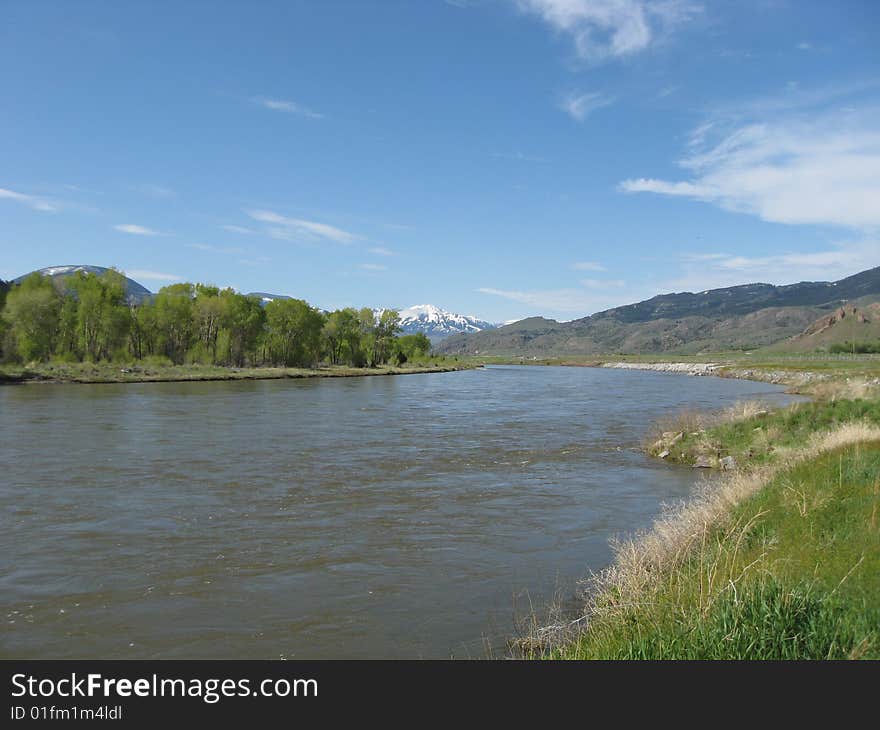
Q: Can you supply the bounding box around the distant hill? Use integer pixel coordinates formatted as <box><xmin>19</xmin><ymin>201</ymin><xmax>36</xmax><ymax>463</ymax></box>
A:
<box><xmin>396</xmin><ymin>304</ymin><xmax>497</xmax><ymax>342</ymax></box>
<box><xmin>247</xmin><ymin>292</ymin><xmax>293</xmax><ymax>305</ymax></box>
<box><xmin>438</xmin><ymin>266</ymin><xmax>880</xmax><ymax>356</ymax></box>
<box><xmin>14</xmin><ymin>265</ymin><xmax>153</xmax><ymax>304</ymax></box>
<box><xmin>768</xmin><ymin>301</ymin><xmax>880</xmax><ymax>353</ymax></box>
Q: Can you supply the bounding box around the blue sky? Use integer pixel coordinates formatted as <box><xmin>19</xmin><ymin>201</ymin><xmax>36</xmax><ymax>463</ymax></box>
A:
<box><xmin>1</xmin><ymin>0</ymin><xmax>878</xmax><ymax>322</ymax></box>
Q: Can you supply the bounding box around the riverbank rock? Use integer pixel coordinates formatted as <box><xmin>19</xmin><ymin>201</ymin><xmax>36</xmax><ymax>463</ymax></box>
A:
<box><xmin>720</xmin><ymin>455</ymin><xmax>737</xmax><ymax>471</ymax></box>
<box><xmin>602</xmin><ymin>362</ymin><xmax>722</xmax><ymax>376</ymax></box>
<box><xmin>693</xmin><ymin>456</ymin><xmax>714</xmax><ymax>468</ymax></box>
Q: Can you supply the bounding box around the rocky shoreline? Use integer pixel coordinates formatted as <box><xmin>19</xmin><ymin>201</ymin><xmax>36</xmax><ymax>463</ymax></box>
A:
<box><xmin>601</xmin><ymin>361</ymin><xmax>722</xmax><ymax>376</ymax></box>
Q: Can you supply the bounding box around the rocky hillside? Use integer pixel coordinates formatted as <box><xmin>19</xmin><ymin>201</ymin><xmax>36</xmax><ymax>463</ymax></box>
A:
<box><xmin>769</xmin><ymin>301</ymin><xmax>880</xmax><ymax>352</ymax></box>
<box><xmin>438</xmin><ymin>266</ymin><xmax>880</xmax><ymax>356</ymax></box>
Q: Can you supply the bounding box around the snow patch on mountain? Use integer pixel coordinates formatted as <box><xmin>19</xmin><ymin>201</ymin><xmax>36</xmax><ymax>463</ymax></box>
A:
<box><xmin>15</xmin><ymin>265</ymin><xmax>154</xmax><ymax>304</ymax></box>
<box><xmin>397</xmin><ymin>304</ymin><xmax>497</xmax><ymax>341</ymax></box>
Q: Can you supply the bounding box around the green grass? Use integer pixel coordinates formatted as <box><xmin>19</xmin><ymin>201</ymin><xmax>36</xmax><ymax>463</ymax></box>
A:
<box><xmin>557</xmin><ymin>441</ymin><xmax>880</xmax><ymax>659</ymax></box>
<box><xmin>652</xmin><ymin>398</ymin><xmax>880</xmax><ymax>468</ymax></box>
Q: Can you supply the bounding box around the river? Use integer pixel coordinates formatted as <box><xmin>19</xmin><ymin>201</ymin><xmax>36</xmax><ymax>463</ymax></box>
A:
<box><xmin>0</xmin><ymin>365</ymin><xmax>797</xmax><ymax>658</ymax></box>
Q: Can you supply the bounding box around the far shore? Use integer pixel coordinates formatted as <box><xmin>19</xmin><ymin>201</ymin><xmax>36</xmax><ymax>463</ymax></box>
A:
<box><xmin>0</xmin><ymin>361</ymin><xmax>476</xmax><ymax>386</ymax></box>
<box><xmin>467</xmin><ymin>353</ymin><xmax>880</xmax><ymax>397</ymax></box>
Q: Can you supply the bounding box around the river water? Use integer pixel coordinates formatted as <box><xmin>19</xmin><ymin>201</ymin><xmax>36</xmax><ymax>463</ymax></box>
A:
<box><xmin>0</xmin><ymin>365</ymin><xmax>796</xmax><ymax>658</ymax></box>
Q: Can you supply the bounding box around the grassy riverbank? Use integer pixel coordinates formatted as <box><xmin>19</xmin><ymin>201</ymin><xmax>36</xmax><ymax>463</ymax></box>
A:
<box><xmin>548</xmin><ymin>428</ymin><xmax>880</xmax><ymax>659</ymax></box>
<box><xmin>508</xmin><ymin>354</ymin><xmax>880</xmax><ymax>659</ymax></box>
<box><xmin>648</xmin><ymin>398</ymin><xmax>880</xmax><ymax>469</ymax></box>
<box><xmin>518</xmin><ymin>382</ymin><xmax>880</xmax><ymax>658</ymax></box>
<box><xmin>0</xmin><ymin>359</ymin><xmax>473</xmax><ymax>384</ymax></box>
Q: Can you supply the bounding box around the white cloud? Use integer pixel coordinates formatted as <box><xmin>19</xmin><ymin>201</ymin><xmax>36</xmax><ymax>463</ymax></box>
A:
<box><xmin>572</xmin><ymin>260</ymin><xmax>606</xmax><ymax>271</ymax></box>
<box><xmin>359</xmin><ymin>263</ymin><xmax>387</xmax><ymax>272</ymax></box>
<box><xmin>247</xmin><ymin>209</ymin><xmax>360</xmax><ymax>244</ymax></box>
<box><xmin>125</xmin><ymin>269</ymin><xmax>181</xmax><ymax>282</ymax></box>
<box><xmin>187</xmin><ymin>243</ymin><xmax>244</xmax><ymax>254</ymax></box>
<box><xmin>136</xmin><ymin>184</ymin><xmax>175</xmax><ymax>198</ymax></box>
<box><xmin>492</xmin><ymin>151</ymin><xmax>549</xmax><ymax>162</ymax></box>
<box><xmin>0</xmin><ymin>187</ymin><xmax>56</xmax><ymax>212</ymax></box>
<box><xmin>368</xmin><ymin>247</ymin><xmax>395</xmax><ymax>256</ymax></box>
<box><xmin>559</xmin><ymin>91</ymin><xmax>614</xmax><ymax>121</ymax></box>
<box><xmin>221</xmin><ymin>224</ymin><xmax>256</xmax><ymax>235</ymax></box>
<box><xmin>114</xmin><ymin>224</ymin><xmax>158</xmax><ymax>236</ymax></box>
<box><xmin>664</xmin><ymin>239</ymin><xmax>879</xmax><ymax>292</ymax></box>
<box><xmin>619</xmin><ymin>107</ymin><xmax>880</xmax><ymax>229</ymax></box>
<box><xmin>253</xmin><ymin>97</ymin><xmax>323</xmax><ymax>119</ymax></box>
<box><xmin>517</xmin><ymin>0</ymin><xmax>700</xmax><ymax>63</ymax></box>
<box><xmin>477</xmin><ymin>285</ymin><xmax>640</xmax><ymax>315</ymax></box>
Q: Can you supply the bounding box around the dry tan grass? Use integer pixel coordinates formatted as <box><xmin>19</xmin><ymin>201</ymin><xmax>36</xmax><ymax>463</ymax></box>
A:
<box><xmin>519</xmin><ymin>421</ymin><xmax>880</xmax><ymax>655</ymax></box>
<box><xmin>645</xmin><ymin>399</ymin><xmax>770</xmax><ymax>456</ymax></box>
<box><xmin>719</xmin><ymin>399</ymin><xmax>770</xmax><ymax>423</ymax></box>
<box><xmin>802</xmin><ymin>378</ymin><xmax>880</xmax><ymax>401</ymax></box>
<box><xmin>593</xmin><ymin>421</ymin><xmax>880</xmax><ymax>615</ymax></box>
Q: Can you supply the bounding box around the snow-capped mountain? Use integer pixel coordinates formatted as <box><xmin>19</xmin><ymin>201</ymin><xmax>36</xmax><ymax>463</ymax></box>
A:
<box><xmin>14</xmin><ymin>265</ymin><xmax>154</xmax><ymax>304</ymax></box>
<box><xmin>396</xmin><ymin>304</ymin><xmax>497</xmax><ymax>341</ymax></box>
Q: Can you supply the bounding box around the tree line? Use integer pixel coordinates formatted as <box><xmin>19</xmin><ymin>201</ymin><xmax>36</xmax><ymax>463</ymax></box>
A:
<box><xmin>0</xmin><ymin>270</ymin><xmax>432</xmax><ymax>368</ymax></box>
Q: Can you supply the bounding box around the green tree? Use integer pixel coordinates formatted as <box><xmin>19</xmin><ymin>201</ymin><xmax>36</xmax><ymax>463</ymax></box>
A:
<box><xmin>265</xmin><ymin>298</ymin><xmax>325</xmax><ymax>367</ymax></box>
<box><xmin>2</xmin><ymin>273</ymin><xmax>61</xmax><ymax>361</ymax></box>
<box><xmin>193</xmin><ymin>285</ymin><xmax>227</xmax><ymax>363</ymax></box>
<box><xmin>221</xmin><ymin>292</ymin><xmax>265</xmax><ymax>367</ymax></box>
<box><xmin>128</xmin><ymin>299</ymin><xmax>158</xmax><ymax>360</ymax></box>
<box><xmin>56</xmin><ymin>295</ymin><xmax>80</xmax><ymax>359</ymax></box>
<box><xmin>68</xmin><ymin>269</ymin><xmax>130</xmax><ymax>361</ymax></box>
<box><xmin>395</xmin><ymin>332</ymin><xmax>431</xmax><ymax>361</ymax></box>
<box><xmin>372</xmin><ymin>309</ymin><xmax>401</xmax><ymax>366</ymax></box>
<box><xmin>154</xmin><ymin>283</ymin><xmax>195</xmax><ymax>364</ymax></box>
<box><xmin>0</xmin><ymin>279</ymin><xmax>9</xmax><ymax>360</ymax></box>
<box><xmin>323</xmin><ymin>308</ymin><xmax>361</xmax><ymax>365</ymax></box>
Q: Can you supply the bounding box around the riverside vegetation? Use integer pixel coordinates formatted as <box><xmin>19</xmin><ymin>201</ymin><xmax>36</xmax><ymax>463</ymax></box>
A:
<box><xmin>0</xmin><ymin>270</ymin><xmax>456</xmax><ymax>383</ymax></box>
<box><xmin>520</xmin><ymin>386</ymin><xmax>880</xmax><ymax>659</ymax></box>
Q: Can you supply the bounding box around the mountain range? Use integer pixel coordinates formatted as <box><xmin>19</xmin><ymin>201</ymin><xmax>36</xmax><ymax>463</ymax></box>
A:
<box><xmin>12</xmin><ymin>264</ymin><xmax>880</xmax><ymax>353</ymax></box>
<box><xmin>7</xmin><ymin>266</ymin><xmax>498</xmax><ymax>341</ymax></box>
<box><xmin>437</xmin><ymin>266</ymin><xmax>880</xmax><ymax>356</ymax></box>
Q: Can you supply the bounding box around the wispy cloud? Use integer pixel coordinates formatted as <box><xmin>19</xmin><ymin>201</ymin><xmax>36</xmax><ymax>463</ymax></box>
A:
<box><xmin>359</xmin><ymin>263</ymin><xmax>387</xmax><ymax>272</ymax></box>
<box><xmin>572</xmin><ymin>260</ymin><xmax>606</xmax><ymax>271</ymax></box>
<box><xmin>581</xmin><ymin>278</ymin><xmax>625</xmax><ymax>288</ymax></box>
<box><xmin>492</xmin><ymin>151</ymin><xmax>549</xmax><ymax>162</ymax></box>
<box><xmin>477</xmin><ymin>285</ymin><xmax>635</xmax><ymax>315</ymax></box>
<box><xmin>368</xmin><ymin>247</ymin><xmax>395</xmax><ymax>256</ymax></box>
<box><xmin>516</xmin><ymin>0</ymin><xmax>701</xmax><ymax>63</ymax></box>
<box><xmin>0</xmin><ymin>187</ymin><xmax>56</xmax><ymax>212</ymax></box>
<box><xmin>619</xmin><ymin>100</ymin><xmax>880</xmax><ymax>229</ymax></box>
<box><xmin>114</xmin><ymin>224</ymin><xmax>158</xmax><ymax>236</ymax></box>
<box><xmin>221</xmin><ymin>224</ymin><xmax>256</xmax><ymax>235</ymax></box>
<box><xmin>657</xmin><ymin>84</ymin><xmax>680</xmax><ymax>98</ymax></box>
<box><xmin>125</xmin><ymin>269</ymin><xmax>181</xmax><ymax>282</ymax></box>
<box><xmin>135</xmin><ymin>183</ymin><xmax>175</xmax><ymax>198</ymax></box>
<box><xmin>187</xmin><ymin>243</ymin><xmax>244</xmax><ymax>255</ymax></box>
<box><xmin>664</xmin><ymin>239</ymin><xmax>879</xmax><ymax>292</ymax></box>
<box><xmin>247</xmin><ymin>209</ymin><xmax>360</xmax><ymax>244</ymax></box>
<box><xmin>252</xmin><ymin>96</ymin><xmax>323</xmax><ymax>119</ymax></box>
<box><xmin>559</xmin><ymin>91</ymin><xmax>614</xmax><ymax>121</ymax></box>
